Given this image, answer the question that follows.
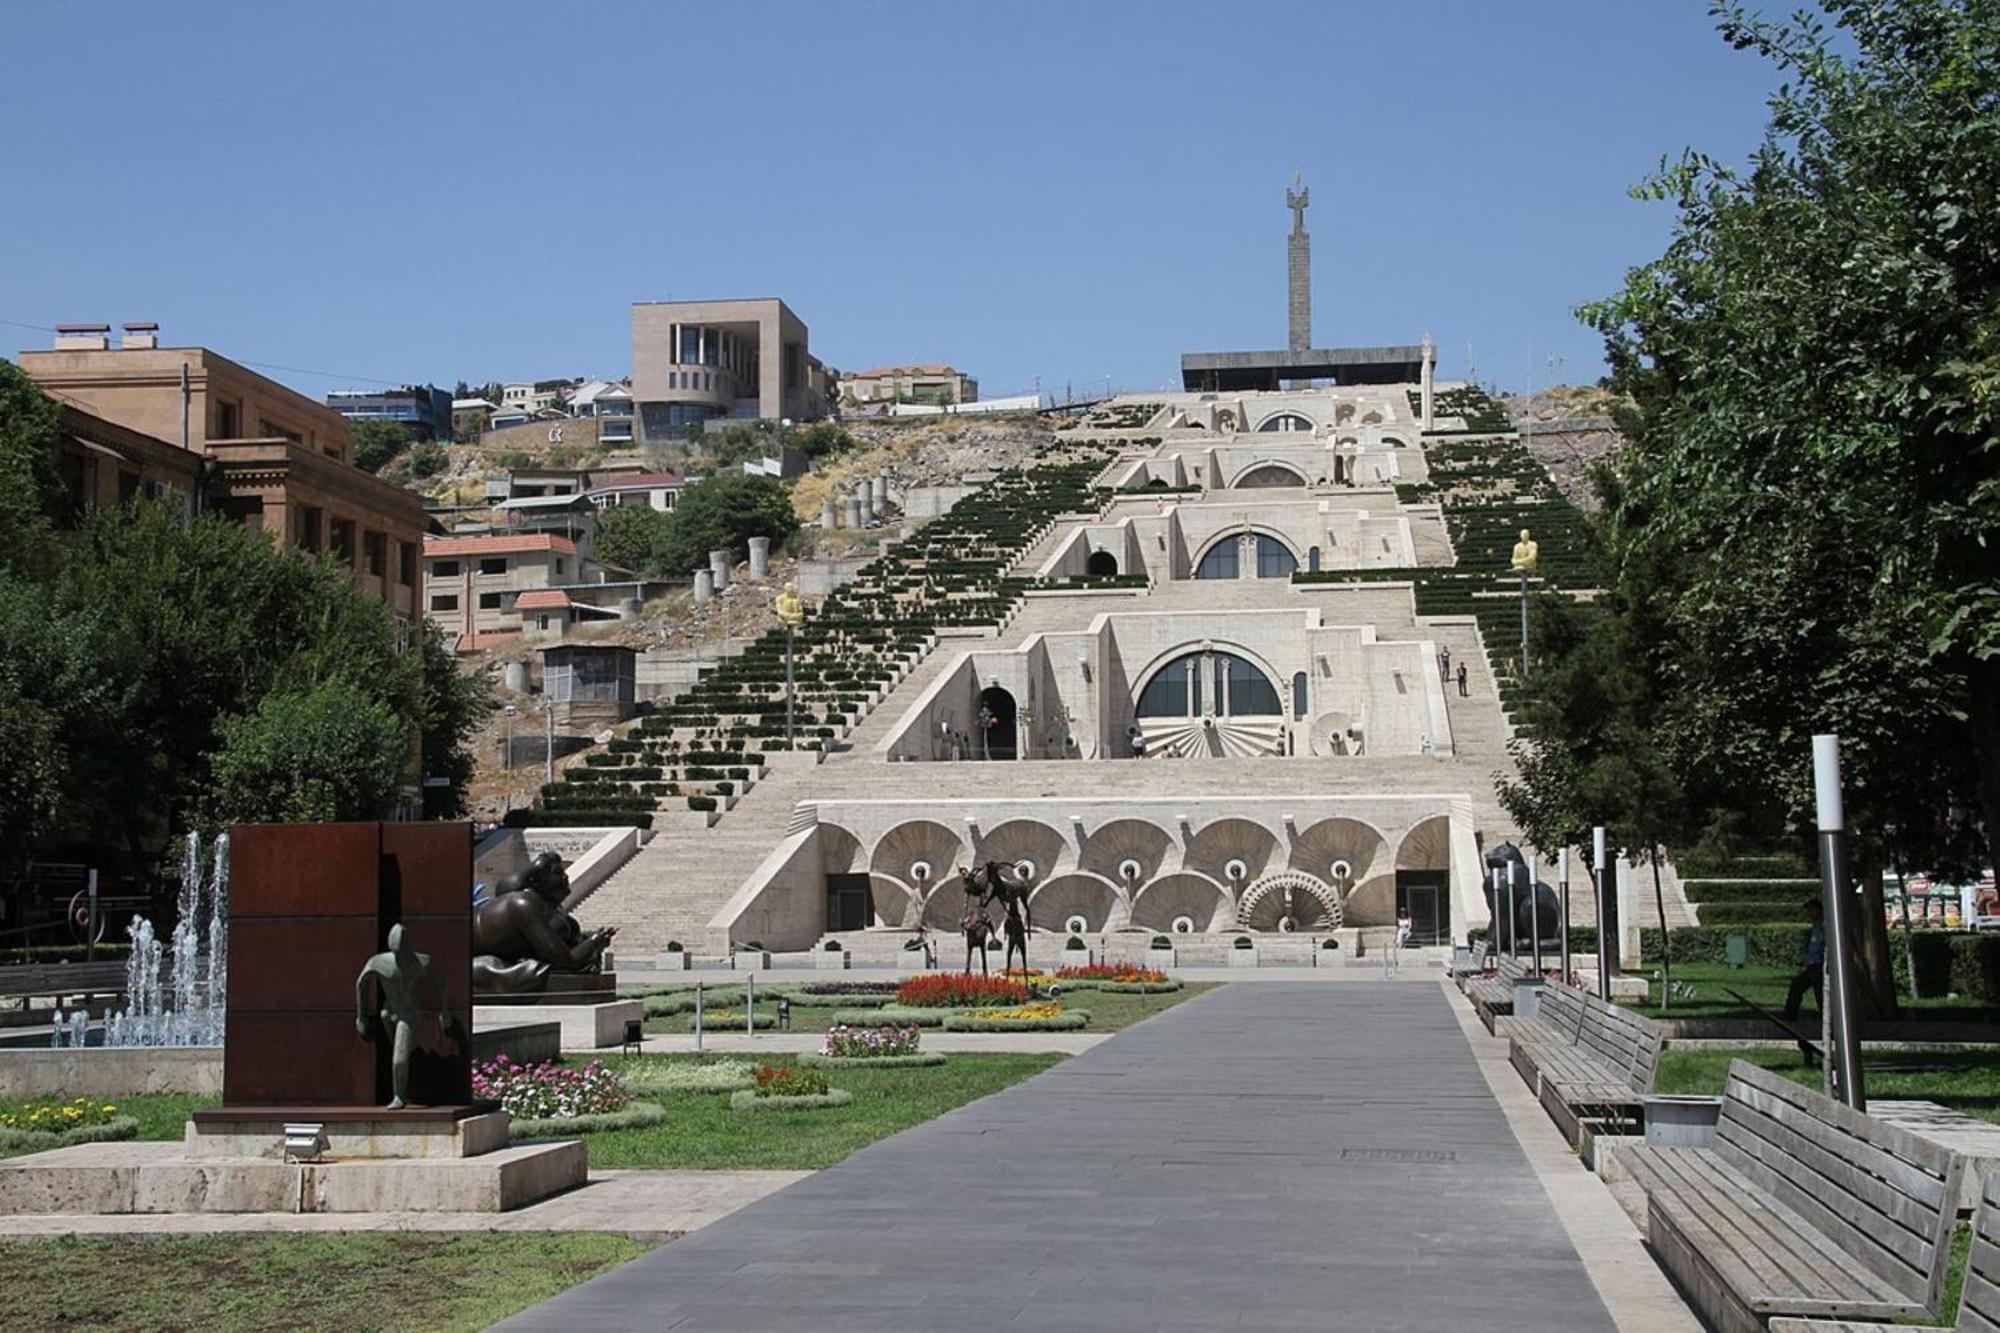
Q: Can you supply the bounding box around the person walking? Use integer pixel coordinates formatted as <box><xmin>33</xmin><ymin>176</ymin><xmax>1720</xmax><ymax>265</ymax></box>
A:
<box><xmin>1455</xmin><ymin>663</ymin><xmax>1468</xmax><ymax>697</ymax></box>
<box><xmin>1780</xmin><ymin>898</ymin><xmax>1825</xmax><ymax>1022</ymax></box>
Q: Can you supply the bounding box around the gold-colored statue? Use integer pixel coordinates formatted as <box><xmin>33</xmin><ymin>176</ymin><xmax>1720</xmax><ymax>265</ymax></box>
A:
<box><xmin>1510</xmin><ymin>528</ymin><xmax>1539</xmax><ymax>573</ymax></box>
<box><xmin>774</xmin><ymin>581</ymin><xmax>805</xmax><ymax>627</ymax></box>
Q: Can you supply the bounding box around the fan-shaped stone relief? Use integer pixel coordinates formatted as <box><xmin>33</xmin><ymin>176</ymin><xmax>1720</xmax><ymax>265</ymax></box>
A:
<box><xmin>1129</xmin><ymin>872</ymin><xmax>1234</xmax><ymax>933</ymax></box>
<box><xmin>971</xmin><ymin>819</ymin><xmax>1067</xmax><ymax>886</ymax></box>
<box><xmin>1183</xmin><ymin>818</ymin><xmax>1280</xmax><ymax>888</ymax></box>
<box><xmin>1078</xmin><ymin>818</ymin><xmax>1175</xmax><ymax>887</ymax></box>
<box><xmin>870</xmin><ymin>819</ymin><xmax>965</xmax><ymax>887</ymax></box>
<box><xmin>1027</xmin><ymin>873</ymin><xmax>1124</xmax><ymax>934</ymax></box>
<box><xmin>1237</xmin><ymin>871</ymin><xmax>1342</xmax><ymax>932</ymax></box>
<box><xmin>1287</xmin><ymin>817</ymin><xmax>1387</xmax><ymax>887</ymax></box>
<box><xmin>1396</xmin><ymin>815</ymin><xmax>1451</xmax><ymax>871</ymax></box>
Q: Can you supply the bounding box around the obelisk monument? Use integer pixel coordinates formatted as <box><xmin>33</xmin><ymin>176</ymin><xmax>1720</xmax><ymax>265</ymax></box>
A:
<box><xmin>1286</xmin><ymin>172</ymin><xmax>1311</xmax><ymax>351</ymax></box>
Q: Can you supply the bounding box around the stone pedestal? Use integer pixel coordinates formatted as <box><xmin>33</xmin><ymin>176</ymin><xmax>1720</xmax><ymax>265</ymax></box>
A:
<box><xmin>474</xmin><ymin>999</ymin><xmax>642</xmax><ymax>1050</ymax></box>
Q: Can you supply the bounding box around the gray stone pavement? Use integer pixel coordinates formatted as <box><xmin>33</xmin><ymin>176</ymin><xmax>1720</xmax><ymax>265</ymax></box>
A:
<box><xmin>0</xmin><ymin>1169</ymin><xmax>807</xmax><ymax>1241</ymax></box>
<box><xmin>501</xmin><ymin>981</ymin><xmax>1620</xmax><ymax>1332</ymax></box>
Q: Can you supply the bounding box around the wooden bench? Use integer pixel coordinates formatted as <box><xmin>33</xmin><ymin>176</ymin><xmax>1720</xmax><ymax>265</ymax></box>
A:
<box><xmin>0</xmin><ymin>961</ymin><xmax>128</xmax><ymax>1006</ymax></box>
<box><xmin>1537</xmin><ymin>992</ymin><xmax>1664</xmax><ymax>1145</ymax></box>
<box><xmin>1621</xmin><ymin>1060</ymin><xmax>1965</xmax><ymax>1333</ymax></box>
<box><xmin>1768</xmin><ymin>1169</ymin><xmax>2000</xmax><ymax>1332</ymax></box>
<box><xmin>1501</xmin><ymin>981</ymin><xmax>1589</xmax><ymax>1087</ymax></box>
<box><xmin>1463</xmin><ymin>954</ymin><xmax>1533</xmax><ymax>1032</ymax></box>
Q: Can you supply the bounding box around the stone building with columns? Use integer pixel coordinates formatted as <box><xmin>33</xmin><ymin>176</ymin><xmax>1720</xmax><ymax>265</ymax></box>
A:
<box><xmin>20</xmin><ymin>325</ymin><xmax>429</xmax><ymax>621</ymax></box>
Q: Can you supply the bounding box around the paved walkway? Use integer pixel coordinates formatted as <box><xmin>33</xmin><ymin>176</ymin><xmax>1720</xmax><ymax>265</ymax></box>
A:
<box><xmin>502</xmin><ymin>982</ymin><xmax>1618</xmax><ymax>1331</ymax></box>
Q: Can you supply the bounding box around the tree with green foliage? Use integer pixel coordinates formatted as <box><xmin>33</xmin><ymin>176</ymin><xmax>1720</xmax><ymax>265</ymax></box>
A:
<box><xmin>592</xmin><ymin>503</ymin><xmax>674</xmax><ymax>575</ymax></box>
<box><xmin>350</xmin><ymin>419</ymin><xmax>411</xmax><ymax>473</ymax></box>
<box><xmin>0</xmin><ymin>360</ymin><xmax>65</xmax><ymax>571</ymax></box>
<box><xmin>653</xmin><ymin>472</ymin><xmax>799</xmax><ymax>577</ymax></box>
<box><xmin>1575</xmin><ymin>0</ymin><xmax>2000</xmax><ymax>1012</ymax></box>
<box><xmin>206</xmin><ymin>680</ymin><xmax>408</xmax><ymax>823</ymax></box>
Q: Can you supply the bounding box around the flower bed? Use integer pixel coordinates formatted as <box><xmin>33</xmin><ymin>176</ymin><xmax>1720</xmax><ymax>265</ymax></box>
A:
<box><xmin>943</xmin><ymin>1003</ymin><xmax>1089</xmax><ymax>1032</ymax></box>
<box><xmin>512</xmin><ymin>1102</ymin><xmax>666</xmax><ymax>1137</ymax></box>
<box><xmin>895</xmin><ymin>973</ymin><xmax>1029</xmax><ymax>1009</ymax></box>
<box><xmin>0</xmin><ymin>1097</ymin><xmax>139</xmax><ymax>1152</ymax></box>
<box><xmin>626</xmin><ymin>1059</ymin><xmax>756</xmax><ymax>1096</ymax></box>
<box><xmin>727</xmin><ymin>1063</ymin><xmax>853</xmax><ymax>1112</ymax></box>
<box><xmin>472</xmin><ymin>1056</ymin><xmax>629</xmax><ymax>1121</ymax></box>
<box><xmin>821</xmin><ymin>1023</ymin><xmax>921</xmax><ymax>1059</ymax></box>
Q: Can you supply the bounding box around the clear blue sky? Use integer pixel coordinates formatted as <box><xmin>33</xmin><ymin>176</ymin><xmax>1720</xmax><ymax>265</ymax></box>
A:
<box><xmin>0</xmin><ymin>1</ymin><xmax>1783</xmax><ymax>401</ymax></box>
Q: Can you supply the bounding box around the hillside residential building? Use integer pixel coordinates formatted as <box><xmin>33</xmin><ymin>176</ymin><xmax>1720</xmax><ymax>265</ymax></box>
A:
<box><xmin>423</xmin><ymin>532</ymin><xmax>595</xmax><ymax>647</ymax></box>
<box><xmin>324</xmin><ymin>385</ymin><xmax>452</xmax><ymax>440</ymax></box>
<box><xmin>586</xmin><ymin>470</ymin><xmax>683</xmax><ymax>513</ymax></box>
<box><xmin>843</xmin><ymin>364</ymin><xmax>977</xmax><ymax>408</ymax></box>
<box><xmin>630</xmin><ymin>298</ymin><xmax>834</xmax><ymax>439</ymax></box>
<box><xmin>21</xmin><ymin>325</ymin><xmax>427</xmax><ymax>619</ymax></box>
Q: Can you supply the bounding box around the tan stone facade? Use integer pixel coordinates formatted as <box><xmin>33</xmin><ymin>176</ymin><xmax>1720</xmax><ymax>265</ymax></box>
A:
<box><xmin>22</xmin><ymin>341</ymin><xmax>428</xmax><ymax>619</ymax></box>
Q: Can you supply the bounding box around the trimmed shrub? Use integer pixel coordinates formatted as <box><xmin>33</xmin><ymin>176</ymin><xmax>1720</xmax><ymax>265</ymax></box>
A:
<box><xmin>512</xmin><ymin>1101</ymin><xmax>666</xmax><ymax>1137</ymax></box>
<box><xmin>729</xmin><ymin>1088</ymin><xmax>854</xmax><ymax>1112</ymax></box>
<box><xmin>0</xmin><ymin>1115</ymin><xmax>140</xmax><ymax>1153</ymax></box>
<box><xmin>800</xmin><ymin>1051</ymin><xmax>946</xmax><ymax>1068</ymax></box>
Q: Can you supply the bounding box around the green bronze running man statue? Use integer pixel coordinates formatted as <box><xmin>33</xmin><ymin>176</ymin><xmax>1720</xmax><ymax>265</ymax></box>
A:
<box><xmin>355</xmin><ymin>924</ymin><xmax>464</xmax><ymax>1110</ymax></box>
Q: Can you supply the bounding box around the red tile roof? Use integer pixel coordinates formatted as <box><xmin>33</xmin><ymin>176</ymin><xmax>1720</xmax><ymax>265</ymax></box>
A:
<box><xmin>514</xmin><ymin>589</ymin><xmax>572</xmax><ymax>611</ymax></box>
<box><xmin>425</xmin><ymin>533</ymin><xmax>577</xmax><ymax>558</ymax></box>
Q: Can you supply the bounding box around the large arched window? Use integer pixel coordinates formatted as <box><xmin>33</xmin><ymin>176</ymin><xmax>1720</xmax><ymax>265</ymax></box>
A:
<box><xmin>1257</xmin><ymin>412</ymin><xmax>1313</xmax><ymax>433</ymax></box>
<box><xmin>1193</xmin><ymin>539</ymin><xmax>1239</xmax><ymax>580</ymax></box>
<box><xmin>1235</xmin><ymin>463</ymin><xmax>1306</xmax><ymax>488</ymax></box>
<box><xmin>1136</xmin><ymin>654</ymin><xmax>1198</xmax><ymax>717</ymax></box>
<box><xmin>1255</xmin><ymin>535</ymin><xmax>1298</xmax><ymax>578</ymax></box>
<box><xmin>1137</xmin><ymin>651</ymin><xmax>1282</xmax><ymax>718</ymax></box>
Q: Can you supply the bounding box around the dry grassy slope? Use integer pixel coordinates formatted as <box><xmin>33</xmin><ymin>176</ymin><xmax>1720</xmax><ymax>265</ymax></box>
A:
<box><xmin>1505</xmin><ymin>384</ymin><xmax>1630</xmax><ymax>516</ymax></box>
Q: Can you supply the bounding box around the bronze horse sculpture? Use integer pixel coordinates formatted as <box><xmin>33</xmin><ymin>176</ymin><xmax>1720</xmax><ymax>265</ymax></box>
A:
<box><xmin>957</xmin><ymin>860</ymin><xmax>1032</xmax><ymax>975</ymax></box>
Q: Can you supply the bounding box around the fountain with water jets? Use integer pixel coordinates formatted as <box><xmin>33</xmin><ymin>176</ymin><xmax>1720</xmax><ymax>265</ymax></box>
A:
<box><xmin>52</xmin><ymin>831</ymin><xmax>229</xmax><ymax>1048</ymax></box>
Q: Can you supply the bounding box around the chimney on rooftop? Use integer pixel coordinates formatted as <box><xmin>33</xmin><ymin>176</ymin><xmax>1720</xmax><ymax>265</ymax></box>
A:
<box><xmin>121</xmin><ymin>322</ymin><xmax>160</xmax><ymax>350</ymax></box>
<box><xmin>53</xmin><ymin>323</ymin><xmax>111</xmax><ymax>351</ymax></box>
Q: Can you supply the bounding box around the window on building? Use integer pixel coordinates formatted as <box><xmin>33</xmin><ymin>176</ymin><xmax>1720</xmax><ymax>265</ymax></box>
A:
<box><xmin>213</xmin><ymin>398</ymin><xmax>240</xmax><ymax>439</ymax></box>
<box><xmin>479</xmin><ymin>557</ymin><xmax>507</xmax><ymax>575</ymax></box>
<box><xmin>1136</xmin><ymin>653</ymin><xmax>1198</xmax><ymax>718</ymax></box>
<box><xmin>329</xmin><ymin>517</ymin><xmax>356</xmax><ymax>566</ymax></box>
<box><xmin>1193</xmin><ymin>539</ymin><xmax>1239</xmax><ymax>580</ymax></box>
<box><xmin>478</xmin><ymin>592</ymin><xmax>502</xmax><ymax>610</ymax></box>
<box><xmin>432</xmin><ymin>559</ymin><xmax>459</xmax><ymax>577</ymax></box>
<box><xmin>1216</xmin><ymin>654</ymin><xmax>1283</xmax><ymax>715</ymax></box>
<box><xmin>399</xmin><ymin>543</ymin><xmax>417</xmax><ymax>587</ymax></box>
<box><xmin>431</xmin><ymin>594</ymin><xmax>459</xmax><ymax>611</ymax></box>
<box><xmin>1255</xmin><ymin>535</ymin><xmax>1298</xmax><ymax>579</ymax></box>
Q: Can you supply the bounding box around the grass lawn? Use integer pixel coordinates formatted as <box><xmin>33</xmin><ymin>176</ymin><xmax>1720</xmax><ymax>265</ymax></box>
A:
<box><xmin>579</xmin><ymin>1051</ymin><xmax>1062</xmax><ymax>1169</ymax></box>
<box><xmin>640</xmin><ymin>981</ymin><xmax>1215</xmax><ymax>1036</ymax></box>
<box><xmin>1655</xmin><ymin>1045</ymin><xmax>2000</xmax><ymax>1123</ymax></box>
<box><xmin>0</xmin><ymin>1231</ymin><xmax>648</xmax><ymax>1332</ymax></box>
<box><xmin>0</xmin><ymin>1093</ymin><xmax>213</xmax><ymax>1161</ymax></box>
<box><xmin>1616</xmin><ymin>962</ymin><xmax>1994</xmax><ymax>1023</ymax></box>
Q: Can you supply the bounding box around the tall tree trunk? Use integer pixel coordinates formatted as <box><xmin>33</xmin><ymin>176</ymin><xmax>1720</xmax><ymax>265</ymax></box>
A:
<box><xmin>1852</xmin><ymin>849</ymin><xmax>1899</xmax><ymax>1020</ymax></box>
<box><xmin>1651</xmin><ymin>847</ymin><xmax>1671</xmax><ymax>1012</ymax></box>
<box><xmin>1968</xmin><ymin>658</ymin><xmax>2000</xmax><ymax>888</ymax></box>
